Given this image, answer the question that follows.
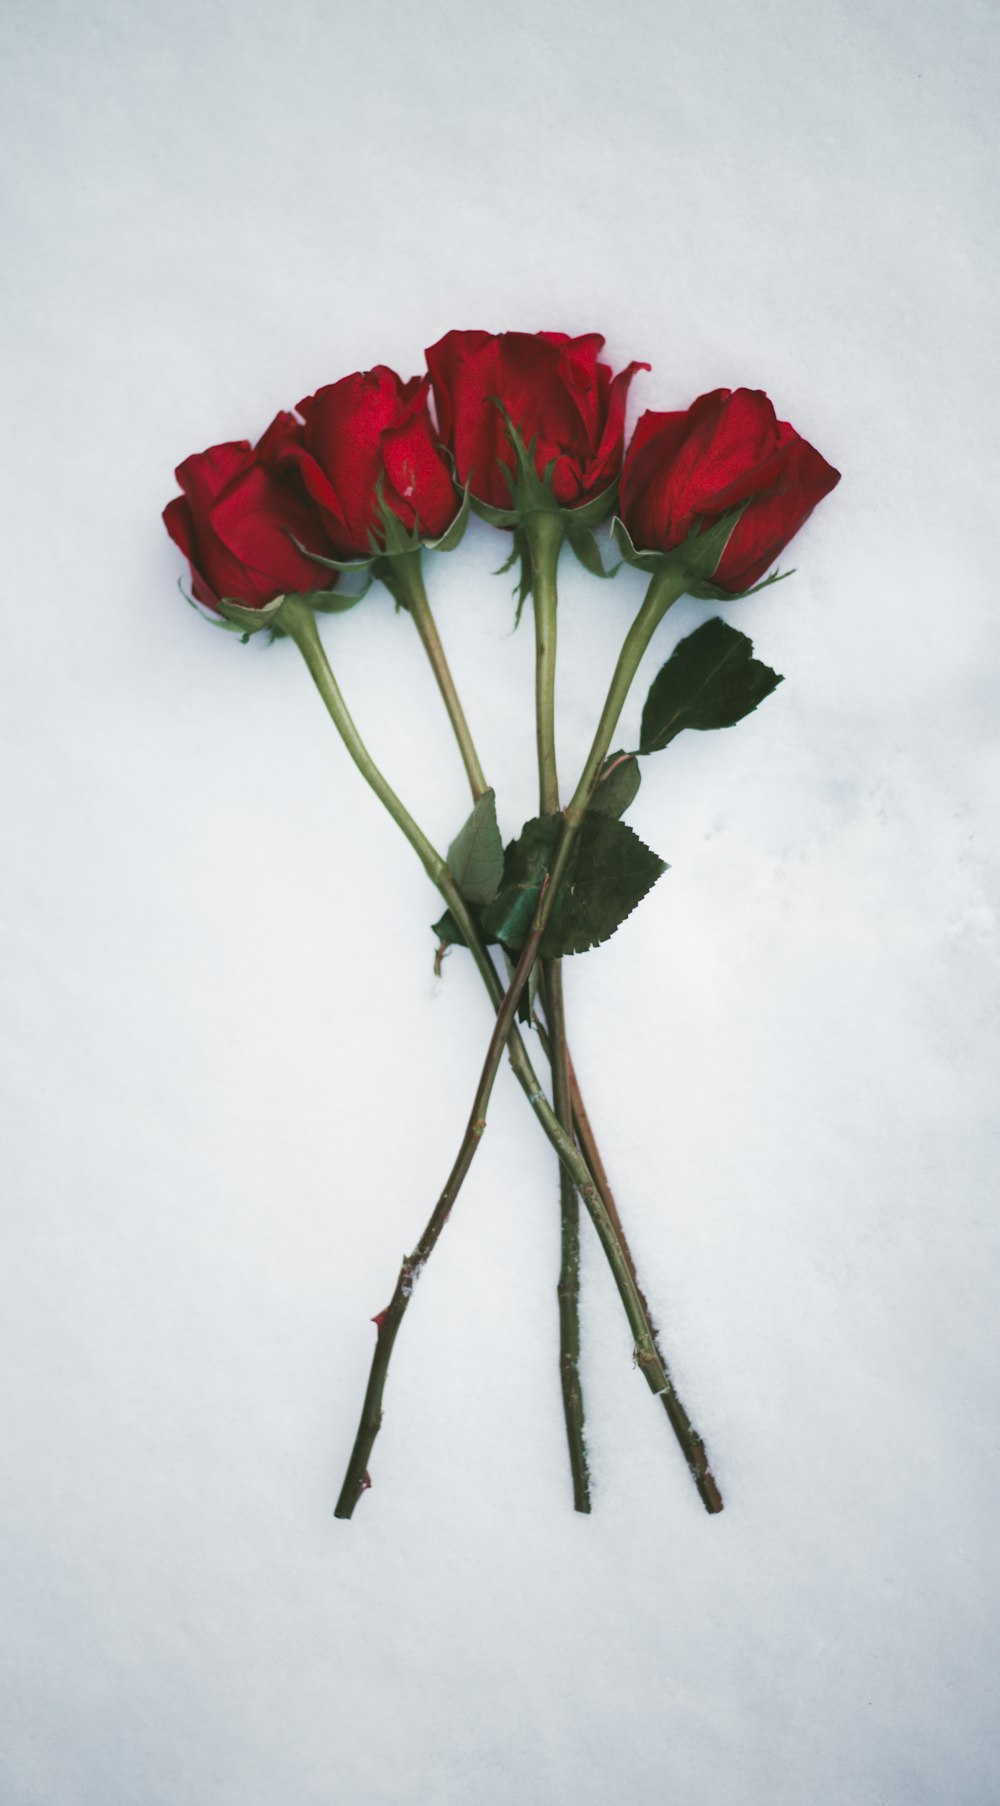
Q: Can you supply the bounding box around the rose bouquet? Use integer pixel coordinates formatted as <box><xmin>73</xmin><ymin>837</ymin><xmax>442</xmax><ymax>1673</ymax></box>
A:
<box><xmin>164</xmin><ymin>330</ymin><xmax>839</xmax><ymax>1518</ymax></box>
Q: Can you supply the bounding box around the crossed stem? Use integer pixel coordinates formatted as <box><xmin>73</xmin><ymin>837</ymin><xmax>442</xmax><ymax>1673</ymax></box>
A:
<box><xmin>277</xmin><ymin>583</ymin><xmax>723</xmax><ymax>1518</ymax></box>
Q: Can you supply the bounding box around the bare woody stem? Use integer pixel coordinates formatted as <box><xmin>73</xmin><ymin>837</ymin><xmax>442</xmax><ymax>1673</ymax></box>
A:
<box><xmin>526</xmin><ymin>511</ymin><xmax>589</xmax><ymax>1515</ymax></box>
<box><xmin>535</xmin><ymin>1017</ymin><xmax>686</xmax><ymax>1456</ymax></box>
<box><xmin>331</xmin><ymin>906</ymin><xmax>548</xmax><ymax>1517</ymax></box>
<box><xmin>276</xmin><ymin>591</ymin><xmax>722</xmax><ymax>1517</ymax></box>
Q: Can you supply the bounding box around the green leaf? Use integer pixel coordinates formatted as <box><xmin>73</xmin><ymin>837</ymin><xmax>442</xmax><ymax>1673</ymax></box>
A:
<box><xmin>590</xmin><ymin>750</ymin><xmax>641</xmax><ymax>818</ymax></box>
<box><xmin>481</xmin><ymin>816</ymin><xmax>555</xmax><ymax>951</ymax></box>
<box><xmin>431</xmin><ymin>908</ymin><xmax>468</xmax><ymax>950</ymax></box>
<box><xmin>446</xmin><ymin>789</ymin><xmax>505</xmax><ymax>907</ymax></box>
<box><xmin>639</xmin><ymin>617</ymin><xmax>783</xmax><ymax>755</ymax></box>
<box><xmin>482</xmin><ymin>813</ymin><xmax>667</xmax><ymax>958</ymax></box>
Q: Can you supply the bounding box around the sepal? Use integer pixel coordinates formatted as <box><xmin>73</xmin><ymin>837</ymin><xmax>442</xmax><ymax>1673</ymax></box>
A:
<box><xmin>215</xmin><ymin>585</ymin><xmax>369</xmax><ymax>643</ymax></box>
<box><xmin>613</xmin><ymin>507</ymin><xmax>792</xmax><ymax>598</ymax></box>
<box><xmin>613</xmin><ymin>507</ymin><xmax>748</xmax><ymax>579</ymax></box>
<box><xmin>307</xmin><ymin>582</ymin><xmax>372</xmax><ymax>614</ymax></box>
<box><xmin>179</xmin><ymin>581</ymin><xmax>255</xmax><ymax>637</ymax></box>
<box><xmin>288</xmin><ymin>537</ymin><xmax>372</xmax><ymax>577</ymax></box>
<box><xmin>291</xmin><ymin>484</ymin><xmax>469</xmax><ymax>579</ymax></box>
<box><xmin>424</xmin><ymin>485</ymin><xmax>471</xmax><ymax>554</ymax></box>
<box><xmin>566</xmin><ymin>479</ymin><xmax>619</xmax><ymax>528</ymax></box>
<box><xmin>565</xmin><ymin>518</ymin><xmax>615</xmax><ymax>579</ymax></box>
<box><xmin>216</xmin><ymin>594</ymin><xmax>287</xmax><ymax>637</ymax></box>
<box><xmin>471</xmin><ymin>417</ymin><xmax>619</xmax><ymax>540</ymax></box>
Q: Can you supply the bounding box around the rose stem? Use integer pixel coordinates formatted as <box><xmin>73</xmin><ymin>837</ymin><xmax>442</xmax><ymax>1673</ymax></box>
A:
<box><xmin>275</xmin><ymin>595</ymin><xmax>587</xmax><ymax>1514</ymax></box>
<box><xmin>276</xmin><ymin>594</ymin><xmax>722</xmax><ymax>1516</ymax></box>
<box><xmin>535</xmin><ymin>1021</ymin><xmax>662</xmax><ymax>1348</ymax></box>
<box><xmin>395</xmin><ymin>541</ymin><xmax>588</xmax><ymax>1511</ymax></box>
<box><xmin>524</xmin><ymin>511</ymin><xmax>590</xmax><ymax>1513</ymax></box>
<box><xmin>403</xmin><ymin>545</ymin><xmax>713</xmax><ymax>1513</ymax></box>
<box><xmin>392</xmin><ymin>551</ymin><xmax>489</xmax><ymax>803</ymax></box>
<box><xmin>381</xmin><ymin>560</ymin><xmax>725</xmax><ymax>1511</ymax></box>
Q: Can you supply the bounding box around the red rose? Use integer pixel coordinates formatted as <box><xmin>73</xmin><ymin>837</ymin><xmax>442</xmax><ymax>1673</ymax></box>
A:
<box><xmin>426</xmin><ymin>329</ymin><xmax>648</xmax><ymax>512</ymax></box>
<box><xmin>163</xmin><ymin>430</ymin><xmax>334</xmax><ymax>611</ymax></box>
<box><xmin>270</xmin><ymin>367</ymin><xmax>459</xmax><ymax>560</ymax></box>
<box><xmin>619</xmin><ymin>388</ymin><xmax>840</xmax><ymax>593</ymax></box>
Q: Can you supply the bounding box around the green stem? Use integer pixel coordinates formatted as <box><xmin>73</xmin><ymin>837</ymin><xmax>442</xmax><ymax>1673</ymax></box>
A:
<box><xmin>527</xmin><ymin>512</ymin><xmax>590</xmax><ymax>1515</ymax></box>
<box><xmin>542</xmin><ymin>564</ymin><xmax>688</xmax><ymax>915</ymax></box>
<box><xmin>277</xmin><ymin>591</ymin><xmax>722</xmax><ymax>1516</ymax></box>
<box><xmin>277</xmin><ymin>599</ymin><xmax>446</xmax><ymax>889</ymax></box>
<box><xmin>528</xmin><ymin>514</ymin><xmax>563</xmax><ymax>816</ymax></box>
<box><xmin>393</xmin><ymin>550</ymin><xmax>489</xmax><ymax>803</ymax></box>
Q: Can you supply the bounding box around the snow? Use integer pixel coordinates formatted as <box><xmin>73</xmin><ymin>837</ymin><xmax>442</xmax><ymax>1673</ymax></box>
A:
<box><xmin>2</xmin><ymin>0</ymin><xmax>998</xmax><ymax>1801</ymax></box>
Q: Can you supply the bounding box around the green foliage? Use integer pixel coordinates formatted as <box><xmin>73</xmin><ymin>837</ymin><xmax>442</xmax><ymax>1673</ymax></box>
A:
<box><xmin>446</xmin><ymin>789</ymin><xmax>505</xmax><ymax>907</ymax></box>
<box><xmin>639</xmin><ymin>617</ymin><xmax>783</xmax><ymax>755</ymax></box>
<box><xmin>471</xmin><ymin>413</ymin><xmax>619</xmax><ymax>615</ymax></box>
<box><xmin>431</xmin><ymin>907</ymin><xmax>467</xmax><ymax>950</ymax></box>
<box><xmin>482</xmin><ymin>812</ymin><xmax>667</xmax><ymax>958</ymax></box>
<box><xmin>589</xmin><ymin>750</ymin><xmax>641</xmax><ymax>819</ymax></box>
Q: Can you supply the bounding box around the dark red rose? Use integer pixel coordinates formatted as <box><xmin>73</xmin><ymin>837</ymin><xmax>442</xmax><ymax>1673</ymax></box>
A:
<box><xmin>269</xmin><ymin>367</ymin><xmax>459</xmax><ymax>559</ymax></box>
<box><xmin>163</xmin><ymin>429</ymin><xmax>334</xmax><ymax>611</ymax></box>
<box><xmin>425</xmin><ymin>329</ymin><xmax>649</xmax><ymax>511</ymax></box>
<box><xmin>619</xmin><ymin>388</ymin><xmax>840</xmax><ymax>593</ymax></box>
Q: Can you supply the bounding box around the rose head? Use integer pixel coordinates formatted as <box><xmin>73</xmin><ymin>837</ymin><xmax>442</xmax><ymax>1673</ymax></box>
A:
<box><xmin>163</xmin><ymin>431</ymin><xmax>335</xmax><ymax>612</ymax></box>
<box><xmin>426</xmin><ymin>329</ymin><xmax>649</xmax><ymax>513</ymax></box>
<box><xmin>619</xmin><ymin>388</ymin><xmax>840</xmax><ymax>593</ymax></box>
<box><xmin>268</xmin><ymin>367</ymin><xmax>459</xmax><ymax>561</ymax></box>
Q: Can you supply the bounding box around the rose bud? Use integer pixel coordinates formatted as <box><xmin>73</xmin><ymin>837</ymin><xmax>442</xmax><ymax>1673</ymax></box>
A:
<box><xmin>163</xmin><ymin>431</ymin><xmax>336</xmax><ymax>612</ymax></box>
<box><xmin>268</xmin><ymin>367</ymin><xmax>460</xmax><ymax>560</ymax></box>
<box><xmin>426</xmin><ymin>329</ymin><xmax>648</xmax><ymax>515</ymax></box>
<box><xmin>619</xmin><ymin>388</ymin><xmax>840</xmax><ymax>593</ymax></box>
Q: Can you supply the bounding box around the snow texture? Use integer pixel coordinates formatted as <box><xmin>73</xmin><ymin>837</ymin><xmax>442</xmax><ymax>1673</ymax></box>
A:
<box><xmin>1</xmin><ymin>1</ymin><xmax>998</xmax><ymax>1801</ymax></box>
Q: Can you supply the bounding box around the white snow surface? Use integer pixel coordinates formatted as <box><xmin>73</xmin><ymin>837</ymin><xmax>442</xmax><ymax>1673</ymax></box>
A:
<box><xmin>2</xmin><ymin>2</ymin><xmax>999</xmax><ymax>1801</ymax></box>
